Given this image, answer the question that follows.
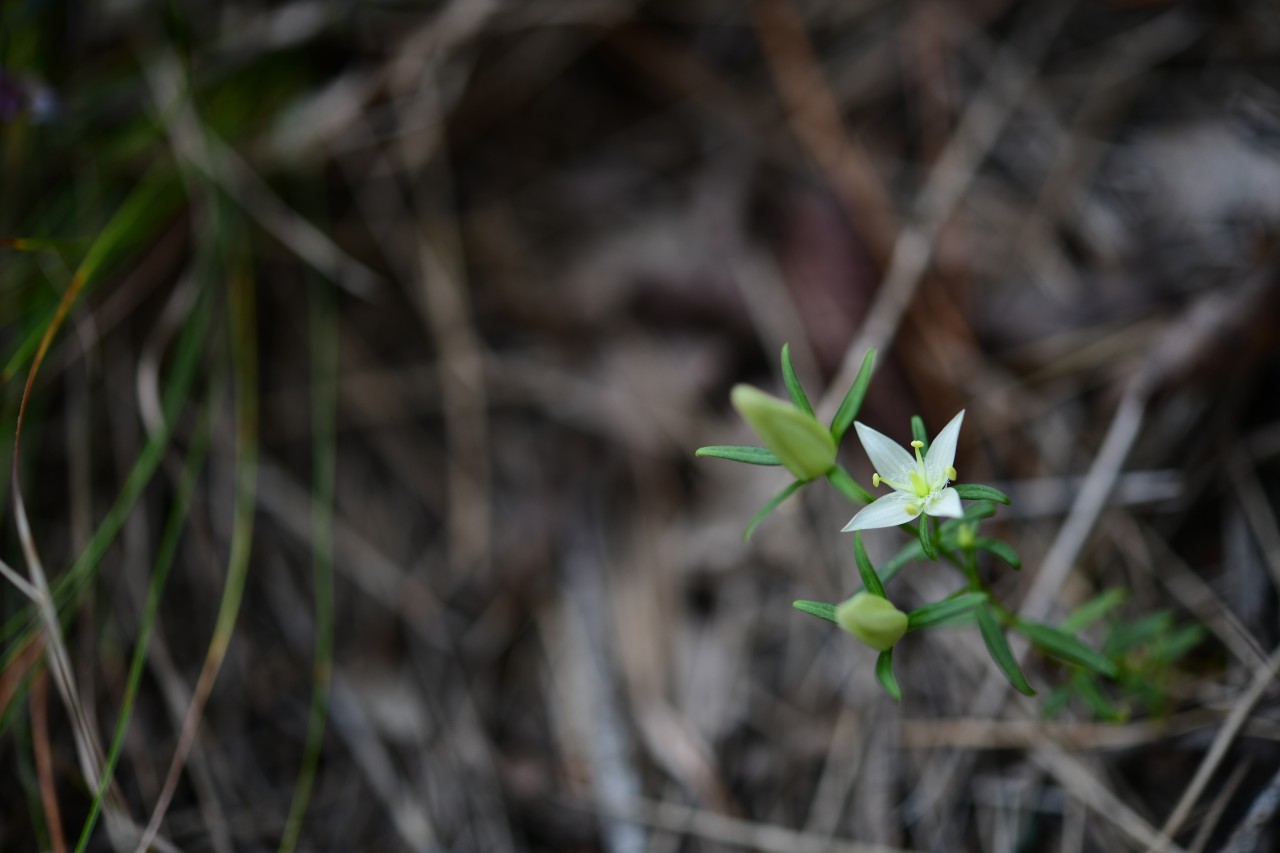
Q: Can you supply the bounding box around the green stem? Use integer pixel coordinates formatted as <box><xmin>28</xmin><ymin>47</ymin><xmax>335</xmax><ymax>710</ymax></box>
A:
<box><xmin>827</xmin><ymin>465</ymin><xmax>873</xmax><ymax>505</ymax></box>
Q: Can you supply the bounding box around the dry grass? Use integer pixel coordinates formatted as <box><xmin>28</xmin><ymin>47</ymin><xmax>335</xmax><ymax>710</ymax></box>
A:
<box><xmin>3</xmin><ymin>1</ymin><xmax>1280</xmax><ymax>851</ymax></box>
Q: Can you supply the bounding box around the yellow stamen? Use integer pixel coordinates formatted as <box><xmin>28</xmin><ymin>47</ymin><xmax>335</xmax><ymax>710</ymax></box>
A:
<box><xmin>905</xmin><ymin>504</ymin><xmax>919</xmax><ymax>517</ymax></box>
<box><xmin>909</xmin><ymin>439</ymin><xmax>927</xmax><ymax>467</ymax></box>
<box><xmin>946</xmin><ymin>465</ymin><xmax>957</xmax><ymax>481</ymax></box>
<box><xmin>872</xmin><ymin>473</ymin><xmax>881</xmax><ymax>488</ymax></box>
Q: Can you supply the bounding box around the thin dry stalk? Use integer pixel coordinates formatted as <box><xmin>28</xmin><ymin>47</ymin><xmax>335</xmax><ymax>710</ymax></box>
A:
<box><xmin>1151</xmin><ymin>642</ymin><xmax>1280</xmax><ymax>849</ymax></box>
<box><xmin>30</xmin><ymin>670</ymin><xmax>68</xmax><ymax>853</ymax></box>
<box><xmin>817</xmin><ymin>0</ymin><xmax>1075</xmax><ymax>423</ymax></box>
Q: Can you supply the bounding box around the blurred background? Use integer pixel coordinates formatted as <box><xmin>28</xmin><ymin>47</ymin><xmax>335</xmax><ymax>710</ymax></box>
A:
<box><xmin>4</xmin><ymin>0</ymin><xmax>1280</xmax><ymax>850</ymax></box>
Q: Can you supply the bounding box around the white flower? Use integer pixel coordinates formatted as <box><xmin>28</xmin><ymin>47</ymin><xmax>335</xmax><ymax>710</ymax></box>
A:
<box><xmin>842</xmin><ymin>411</ymin><xmax>965</xmax><ymax>532</ymax></box>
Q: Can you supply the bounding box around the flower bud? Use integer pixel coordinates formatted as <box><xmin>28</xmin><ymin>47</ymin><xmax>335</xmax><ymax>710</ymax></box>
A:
<box><xmin>730</xmin><ymin>385</ymin><xmax>836</xmax><ymax>481</ymax></box>
<box><xmin>836</xmin><ymin>592</ymin><xmax>908</xmax><ymax>651</ymax></box>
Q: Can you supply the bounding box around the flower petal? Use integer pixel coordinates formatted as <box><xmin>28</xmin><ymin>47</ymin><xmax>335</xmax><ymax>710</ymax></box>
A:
<box><xmin>842</xmin><ymin>491</ymin><xmax>919</xmax><ymax>531</ymax></box>
<box><xmin>924</xmin><ymin>410</ymin><xmax>965</xmax><ymax>487</ymax></box>
<box><xmin>924</xmin><ymin>486</ymin><xmax>963</xmax><ymax>519</ymax></box>
<box><xmin>854</xmin><ymin>422</ymin><xmax>916</xmax><ymax>486</ymax></box>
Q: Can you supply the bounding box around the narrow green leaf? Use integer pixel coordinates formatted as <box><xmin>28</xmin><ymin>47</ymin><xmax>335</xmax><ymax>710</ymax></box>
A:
<box><xmin>793</xmin><ymin>600</ymin><xmax>838</xmax><ymax>624</ymax></box>
<box><xmin>1074</xmin><ymin>675</ymin><xmax>1127</xmax><ymax>722</ymax></box>
<box><xmin>744</xmin><ymin>480</ymin><xmax>803</xmax><ymax>542</ymax></box>
<box><xmin>876</xmin><ymin>650</ymin><xmax>902</xmax><ymax>703</ymax></box>
<box><xmin>953</xmin><ymin>484</ymin><xmax>1011</xmax><ymax>505</ymax></box>
<box><xmin>827</xmin><ymin>465</ymin><xmax>873</xmax><ymax>504</ymax></box>
<box><xmin>976</xmin><ymin>607</ymin><xmax>1035</xmax><ymax>696</ymax></box>
<box><xmin>881</xmin><ymin>540</ymin><xmax>924</xmax><ymax>583</ymax></box>
<box><xmin>1105</xmin><ymin>612</ymin><xmax>1172</xmax><ymax>655</ymax></box>
<box><xmin>1156</xmin><ymin>623</ymin><xmax>1205</xmax><ymax>663</ymax></box>
<box><xmin>780</xmin><ymin>343</ymin><xmax>814</xmax><ymax>416</ymax></box>
<box><xmin>279</xmin><ymin>274</ymin><xmax>340</xmax><ymax>853</ymax></box>
<box><xmin>907</xmin><ymin>592</ymin><xmax>988</xmax><ymax>631</ymax></box>
<box><xmin>74</xmin><ymin>377</ymin><xmax>218</xmax><ymax>853</ymax></box>
<box><xmin>853</xmin><ymin>532</ymin><xmax>886</xmax><ymax>598</ymax></box>
<box><xmin>1060</xmin><ymin>588</ymin><xmax>1127</xmax><ymax>633</ymax></box>
<box><xmin>1042</xmin><ymin>685</ymin><xmax>1074</xmax><ymax>719</ymax></box>
<box><xmin>960</xmin><ymin>501</ymin><xmax>997</xmax><ymax>522</ymax></box>
<box><xmin>1019</xmin><ymin>622</ymin><xmax>1118</xmax><ymax>679</ymax></box>
<box><xmin>881</xmin><ymin>504</ymin><xmax>997</xmax><ymax>582</ymax></box>
<box><xmin>696</xmin><ymin>445</ymin><xmax>783</xmax><ymax>466</ymax></box>
<box><xmin>829</xmin><ymin>348</ymin><xmax>876</xmax><ymax>445</ymax></box>
<box><xmin>975</xmin><ymin>537</ymin><xmax>1021</xmax><ymax>569</ymax></box>
<box><xmin>910</xmin><ymin>415</ymin><xmax>929</xmax><ymax>451</ymax></box>
<box><xmin>918</xmin><ymin>515</ymin><xmax>937</xmax><ymax>561</ymax></box>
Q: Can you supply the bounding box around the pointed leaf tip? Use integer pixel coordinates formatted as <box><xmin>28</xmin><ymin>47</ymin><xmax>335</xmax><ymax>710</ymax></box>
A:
<box><xmin>780</xmin><ymin>344</ymin><xmax>814</xmax><ymax>416</ymax></box>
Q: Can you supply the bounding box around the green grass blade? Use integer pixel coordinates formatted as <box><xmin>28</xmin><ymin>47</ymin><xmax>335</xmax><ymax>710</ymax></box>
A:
<box><xmin>2</xmin><ymin>168</ymin><xmax>184</xmax><ymax>384</ymax></box>
<box><xmin>278</xmin><ymin>276</ymin><xmax>338</xmax><ymax>853</ymax></box>
<box><xmin>74</xmin><ymin>374</ymin><xmax>218</xmax><ymax>853</ymax></box>
<box><xmin>780</xmin><ymin>343</ymin><xmax>814</xmax><ymax>416</ymax></box>
<box><xmin>139</xmin><ymin>256</ymin><xmax>260</xmax><ymax>849</ymax></box>
<box><xmin>0</xmin><ymin>283</ymin><xmax>211</xmax><ymax>654</ymax></box>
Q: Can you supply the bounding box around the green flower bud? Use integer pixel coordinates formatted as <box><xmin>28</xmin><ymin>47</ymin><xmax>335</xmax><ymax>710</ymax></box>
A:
<box><xmin>836</xmin><ymin>592</ymin><xmax>908</xmax><ymax>651</ymax></box>
<box><xmin>730</xmin><ymin>385</ymin><xmax>837</xmax><ymax>481</ymax></box>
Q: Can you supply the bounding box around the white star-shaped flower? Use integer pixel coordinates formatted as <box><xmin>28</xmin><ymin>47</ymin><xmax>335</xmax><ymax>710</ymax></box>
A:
<box><xmin>842</xmin><ymin>411</ymin><xmax>965</xmax><ymax>532</ymax></box>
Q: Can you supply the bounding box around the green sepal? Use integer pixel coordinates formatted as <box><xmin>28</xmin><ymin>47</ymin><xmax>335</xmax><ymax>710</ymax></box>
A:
<box><xmin>853</xmin><ymin>532</ymin><xmax>886</xmax><ymax>598</ymax></box>
<box><xmin>876</xmin><ymin>650</ymin><xmax>902</xmax><ymax>703</ymax></box>
<box><xmin>743</xmin><ymin>479</ymin><xmax>803</xmax><ymax>542</ymax></box>
<box><xmin>918</xmin><ymin>515</ymin><xmax>937</xmax><ymax>561</ymax></box>
<box><xmin>829</xmin><ymin>348</ymin><xmax>876</xmax><ymax>446</ymax></box>
<box><xmin>780</xmin><ymin>343</ymin><xmax>814</xmax><ymax>416</ymax></box>
<box><xmin>1018</xmin><ymin>622</ymin><xmax>1118</xmax><ymax>679</ymax></box>
<box><xmin>976</xmin><ymin>607</ymin><xmax>1035</xmax><ymax>696</ymax></box>
<box><xmin>952</xmin><ymin>483</ymin><xmax>1011</xmax><ymax>505</ymax></box>
<box><xmin>694</xmin><ymin>445</ymin><xmax>783</xmax><ymax>466</ymax></box>
<box><xmin>792</xmin><ymin>600</ymin><xmax>838</xmax><ymax>624</ymax></box>
<box><xmin>907</xmin><ymin>592</ymin><xmax>988</xmax><ymax>631</ymax></box>
<box><xmin>975</xmin><ymin>537</ymin><xmax>1020</xmax><ymax>569</ymax></box>
<box><xmin>910</xmin><ymin>415</ymin><xmax>929</xmax><ymax>451</ymax></box>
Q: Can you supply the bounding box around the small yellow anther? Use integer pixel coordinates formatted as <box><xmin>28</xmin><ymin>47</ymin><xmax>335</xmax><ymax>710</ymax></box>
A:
<box><xmin>910</xmin><ymin>440</ymin><xmax>925</xmax><ymax>449</ymax></box>
<box><xmin>946</xmin><ymin>466</ymin><xmax>957</xmax><ymax>481</ymax></box>
<box><xmin>872</xmin><ymin>473</ymin><xmax>881</xmax><ymax>488</ymax></box>
<box><xmin>905</xmin><ymin>504</ymin><xmax>920</xmax><ymax>517</ymax></box>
